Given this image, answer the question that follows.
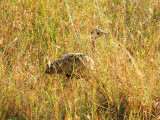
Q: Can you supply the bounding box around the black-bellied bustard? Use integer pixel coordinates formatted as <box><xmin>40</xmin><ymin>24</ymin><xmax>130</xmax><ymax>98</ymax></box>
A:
<box><xmin>45</xmin><ymin>29</ymin><xmax>107</xmax><ymax>78</ymax></box>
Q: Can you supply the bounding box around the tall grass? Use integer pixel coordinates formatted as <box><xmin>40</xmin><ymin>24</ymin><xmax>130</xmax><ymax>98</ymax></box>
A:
<box><xmin>0</xmin><ymin>0</ymin><xmax>159</xmax><ymax>119</ymax></box>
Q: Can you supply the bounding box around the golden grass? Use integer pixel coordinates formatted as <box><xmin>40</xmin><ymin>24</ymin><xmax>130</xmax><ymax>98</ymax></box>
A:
<box><xmin>0</xmin><ymin>0</ymin><xmax>159</xmax><ymax>119</ymax></box>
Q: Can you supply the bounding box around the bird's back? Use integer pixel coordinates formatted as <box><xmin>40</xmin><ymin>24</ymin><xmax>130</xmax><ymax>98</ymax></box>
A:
<box><xmin>46</xmin><ymin>53</ymin><xmax>94</xmax><ymax>78</ymax></box>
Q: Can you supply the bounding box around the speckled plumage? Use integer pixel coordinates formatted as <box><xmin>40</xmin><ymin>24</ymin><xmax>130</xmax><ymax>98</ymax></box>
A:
<box><xmin>45</xmin><ymin>53</ymin><xmax>94</xmax><ymax>78</ymax></box>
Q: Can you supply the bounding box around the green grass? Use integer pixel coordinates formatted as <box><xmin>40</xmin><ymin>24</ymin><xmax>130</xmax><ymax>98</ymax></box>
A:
<box><xmin>0</xmin><ymin>0</ymin><xmax>159</xmax><ymax>119</ymax></box>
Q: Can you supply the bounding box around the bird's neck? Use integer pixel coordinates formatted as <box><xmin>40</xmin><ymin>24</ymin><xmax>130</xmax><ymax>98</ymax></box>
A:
<box><xmin>90</xmin><ymin>37</ymin><xmax>96</xmax><ymax>57</ymax></box>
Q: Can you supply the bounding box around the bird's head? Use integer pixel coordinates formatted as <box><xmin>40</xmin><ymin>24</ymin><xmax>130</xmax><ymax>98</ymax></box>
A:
<box><xmin>91</xmin><ymin>29</ymin><xmax>108</xmax><ymax>39</ymax></box>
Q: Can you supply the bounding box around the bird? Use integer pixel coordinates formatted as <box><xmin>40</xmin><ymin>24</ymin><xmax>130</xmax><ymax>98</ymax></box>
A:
<box><xmin>45</xmin><ymin>29</ymin><xmax>107</xmax><ymax>78</ymax></box>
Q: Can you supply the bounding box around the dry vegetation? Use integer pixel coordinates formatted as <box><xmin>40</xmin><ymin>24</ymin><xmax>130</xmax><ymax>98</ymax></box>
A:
<box><xmin>0</xmin><ymin>0</ymin><xmax>159</xmax><ymax>119</ymax></box>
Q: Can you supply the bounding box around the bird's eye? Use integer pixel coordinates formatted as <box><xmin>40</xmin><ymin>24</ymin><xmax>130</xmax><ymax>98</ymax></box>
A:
<box><xmin>91</xmin><ymin>31</ymin><xmax>94</xmax><ymax>34</ymax></box>
<box><xmin>97</xmin><ymin>32</ymin><xmax>100</xmax><ymax>35</ymax></box>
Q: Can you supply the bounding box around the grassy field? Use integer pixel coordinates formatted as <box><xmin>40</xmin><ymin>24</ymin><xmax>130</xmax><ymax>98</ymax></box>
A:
<box><xmin>0</xmin><ymin>0</ymin><xmax>159</xmax><ymax>119</ymax></box>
